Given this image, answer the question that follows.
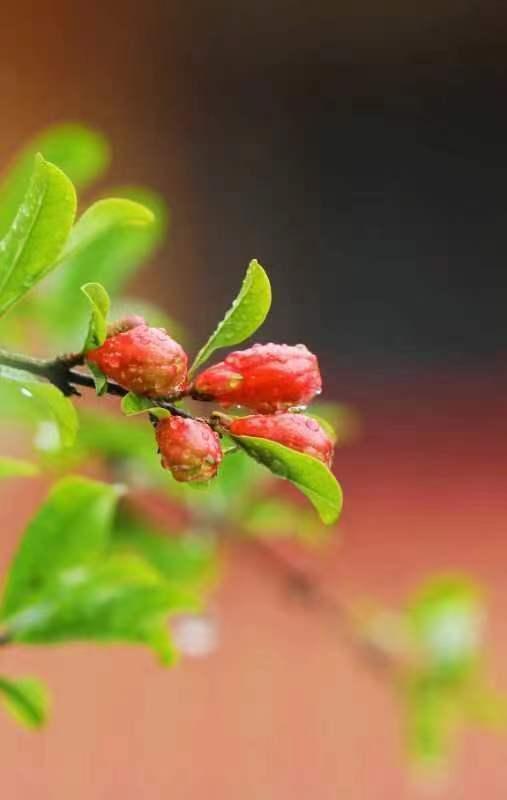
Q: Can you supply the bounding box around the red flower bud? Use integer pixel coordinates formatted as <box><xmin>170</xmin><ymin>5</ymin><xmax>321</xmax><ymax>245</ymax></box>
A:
<box><xmin>194</xmin><ymin>343</ymin><xmax>321</xmax><ymax>413</ymax></box>
<box><xmin>230</xmin><ymin>413</ymin><xmax>334</xmax><ymax>467</ymax></box>
<box><xmin>87</xmin><ymin>325</ymin><xmax>188</xmax><ymax>397</ymax></box>
<box><xmin>155</xmin><ymin>417</ymin><xmax>222</xmax><ymax>482</ymax></box>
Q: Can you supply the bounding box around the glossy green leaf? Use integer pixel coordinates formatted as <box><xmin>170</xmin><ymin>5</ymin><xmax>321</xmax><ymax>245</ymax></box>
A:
<box><xmin>0</xmin><ymin>675</ymin><xmax>49</xmax><ymax>729</ymax></box>
<box><xmin>230</xmin><ymin>434</ymin><xmax>343</xmax><ymax>524</ymax></box>
<box><xmin>190</xmin><ymin>259</ymin><xmax>271</xmax><ymax>375</ymax></box>
<box><xmin>5</xmin><ymin>556</ymin><xmax>194</xmax><ymax>665</ymax></box>
<box><xmin>81</xmin><ymin>282</ymin><xmax>110</xmax><ymax>350</ymax></box>
<box><xmin>1</xmin><ymin>476</ymin><xmax>121</xmax><ymax>617</ymax></box>
<box><xmin>0</xmin><ymin>457</ymin><xmax>38</xmax><ymax>480</ymax></box>
<box><xmin>81</xmin><ymin>281</ymin><xmax>110</xmax><ymax>394</ymax></box>
<box><xmin>0</xmin><ymin>123</ymin><xmax>109</xmax><ymax>239</ymax></box>
<box><xmin>0</xmin><ymin>155</ymin><xmax>76</xmax><ymax>318</ymax></box>
<box><xmin>121</xmin><ymin>392</ymin><xmax>170</xmax><ymax>419</ymax></box>
<box><xmin>0</xmin><ymin>366</ymin><xmax>78</xmax><ymax>449</ymax></box>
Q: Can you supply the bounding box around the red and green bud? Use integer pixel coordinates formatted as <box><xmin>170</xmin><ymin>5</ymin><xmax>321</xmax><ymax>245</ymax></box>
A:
<box><xmin>194</xmin><ymin>343</ymin><xmax>321</xmax><ymax>413</ymax></box>
<box><xmin>230</xmin><ymin>413</ymin><xmax>334</xmax><ymax>467</ymax></box>
<box><xmin>87</xmin><ymin>325</ymin><xmax>188</xmax><ymax>397</ymax></box>
<box><xmin>155</xmin><ymin>417</ymin><xmax>222</xmax><ymax>482</ymax></box>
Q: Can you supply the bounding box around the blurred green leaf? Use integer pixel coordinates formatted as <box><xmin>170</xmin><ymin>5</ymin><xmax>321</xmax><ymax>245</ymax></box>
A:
<box><xmin>0</xmin><ymin>366</ymin><xmax>78</xmax><ymax>449</ymax></box>
<box><xmin>1</xmin><ymin>476</ymin><xmax>121</xmax><ymax>617</ymax></box>
<box><xmin>0</xmin><ymin>123</ymin><xmax>109</xmax><ymax>239</ymax></box>
<box><xmin>4</xmin><ymin>556</ymin><xmax>193</xmax><ymax>664</ymax></box>
<box><xmin>0</xmin><ymin>675</ymin><xmax>49</xmax><ymax>729</ymax></box>
<box><xmin>0</xmin><ymin>457</ymin><xmax>38</xmax><ymax>479</ymax></box>
<box><xmin>230</xmin><ymin>434</ymin><xmax>343</xmax><ymax>524</ymax></box>
<box><xmin>112</xmin><ymin>513</ymin><xmax>218</xmax><ymax>591</ymax></box>
<box><xmin>0</xmin><ymin>476</ymin><xmax>198</xmax><ymax>663</ymax></box>
<box><xmin>241</xmin><ymin>497</ymin><xmax>330</xmax><ymax>544</ymax></box>
<box><xmin>190</xmin><ymin>259</ymin><xmax>271</xmax><ymax>375</ymax></box>
<box><xmin>0</xmin><ymin>155</ymin><xmax>76</xmax><ymax>318</ymax></box>
<box><xmin>407</xmin><ymin>575</ymin><xmax>483</xmax><ymax>680</ymax></box>
<box><xmin>404</xmin><ymin>676</ymin><xmax>459</xmax><ymax>766</ymax></box>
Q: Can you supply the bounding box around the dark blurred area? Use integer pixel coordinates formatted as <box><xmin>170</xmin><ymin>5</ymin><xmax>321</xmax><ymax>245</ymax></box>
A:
<box><xmin>2</xmin><ymin>1</ymin><xmax>507</xmax><ymax>373</ymax></box>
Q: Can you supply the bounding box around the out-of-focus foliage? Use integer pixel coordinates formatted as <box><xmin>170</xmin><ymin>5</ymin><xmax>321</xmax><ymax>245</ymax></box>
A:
<box><xmin>0</xmin><ymin>476</ymin><xmax>199</xmax><ymax>665</ymax></box>
<box><xmin>0</xmin><ymin>675</ymin><xmax>49</xmax><ymax>729</ymax></box>
<box><xmin>0</xmin><ymin>366</ymin><xmax>78</xmax><ymax>449</ymax></box>
<box><xmin>0</xmin><ymin>457</ymin><xmax>39</xmax><ymax>479</ymax></box>
<box><xmin>359</xmin><ymin>575</ymin><xmax>506</xmax><ymax>769</ymax></box>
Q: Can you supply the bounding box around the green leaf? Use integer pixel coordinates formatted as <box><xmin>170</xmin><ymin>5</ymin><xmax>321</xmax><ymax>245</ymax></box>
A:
<box><xmin>5</xmin><ymin>556</ymin><xmax>193</xmax><ymax>665</ymax></box>
<box><xmin>0</xmin><ymin>366</ymin><xmax>78</xmax><ymax>449</ymax></box>
<box><xmin>81</xmin><ymin>282</ymin><xmax>111</xmax><ymax>394</ymax></box>
<box><xmin>0</xmin><ymin>155</ymin><xmax>77</xmax><ymax>318</ymax></box>
<box><xmin>241</xmin><ymin>498</ymin><xmax>330</xmax><ymax>544</ymax></box>
<box><xmin>121</xmin><ymin>392</ymin><xmax>170</xmax><ymax>419</ymax></box>
<box><xmin>0</xmin><ymin>457</ymin><xmax>39</xmax><ymax>480</ymax></box>
<box><xmin>45</xmin><ymin>195</ymin><xmax>159</xmax><ymax>345</ymax></box>
<box><xmin>0</xmin><ymin>124</ymin><xmax>109</xmax><ymax>239</ymax></box>
<box><xmin>0</xmin><ymin>476</ymin><xmax>196</xmax><ymax>663</ymax></box>
<box><xmin>404</xmin><ymin>676</ymin><xmax>459</xmax><ymax>766</ymax></box>
<box><xmin>0</xmin><ymin>675</ymin><xmax>49</xmax><ymax>729</ymax></box>
<box><xmin>190</xmin><ymin>259</ymin><xmax>271</xmax><ymax>375</ymax></box>
<box><xmin>59</xmin><ymin>198</ymin><xmax>154</xmax><ymax>277</ymax></box>
<box><xmin>407</xmin><ymin>575</ymin><xmax>483</xmax><ymax>680</ymax></box>
<box><xmin>230</xmin><ymin>434</ymin><xmax>343</xmax><ymax>524</ymax></box>
<box><xmin>112</xmin><ymin>513</ymin><xmax>218</xmax><ymax>591</ymax></box>
<box><xmin>81</xmin><ymin>282</ymin><xmax>110</xmax><ymax>350</ymax></box>
<box><xmin>1</xmin><ymin>476</ymin><xmax>121</xmax><ymax>617</ymax></box>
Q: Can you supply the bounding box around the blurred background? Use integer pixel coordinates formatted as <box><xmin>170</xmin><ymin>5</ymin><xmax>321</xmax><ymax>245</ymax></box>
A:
<box><xmin>1</xmin><ymin>1</ymin><xmax>507</xmax><ymax>797</ymax></box>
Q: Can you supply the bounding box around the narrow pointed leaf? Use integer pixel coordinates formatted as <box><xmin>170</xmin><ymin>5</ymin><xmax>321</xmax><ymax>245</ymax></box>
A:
<box><xmin>81</xmin><ymin>282</ymin><xmax>111</xmax><ymax>394</ymax></box>
<box><xmin>190</xmin><ymin>259</ymin><xmax>271</xmax><ymax>375</ymax></box>
<box><xmin>82</xmin><ymin>282</ymin><xmax>110</xmax><ymax>350</ymax></box>
<box><xmin>230</xmin><ymin>434</ymin><xmax>343</xmax><ymax>524</ymax></box>
<box><xmin>0</xmin><ymin>155</ymin><xmax>76</xmax><ymax>317</ymax></box>
<box><xmin>0</xmin><ymin>676</ymin><xmax>49</xmax><ymax>729</ymax></box>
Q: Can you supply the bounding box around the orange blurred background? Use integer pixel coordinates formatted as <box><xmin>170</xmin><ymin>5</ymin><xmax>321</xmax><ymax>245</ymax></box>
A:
<box><xmin>1</xmin><ymin>2</ymin><xmax>507</xmax><ymax>797</ymax></box>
